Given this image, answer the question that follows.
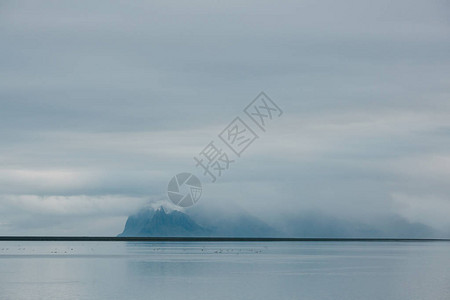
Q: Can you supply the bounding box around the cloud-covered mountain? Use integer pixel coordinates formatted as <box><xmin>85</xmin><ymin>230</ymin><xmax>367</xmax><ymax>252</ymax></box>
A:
<box><xmin>275</xmin><ymin>212</ymin><xmax>437</xmax><ymax>238</ymax></box>
<box><xmin>118</xmin><ymin>207</ymin><xmax>210</xmax><ymax>237</ymax></box>
<box><xmin>118</xmin><ymin>206</ymin><xmax>279</xmax><ymax>237</ymax></box>
<box><xmin>118</xmin><ymin>205</ymin><xmax>440</xmax><ymax>238</ymax></box>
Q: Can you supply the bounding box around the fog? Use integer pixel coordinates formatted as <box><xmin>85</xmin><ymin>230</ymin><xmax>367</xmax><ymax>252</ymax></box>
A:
<box><xmin>0</xmin><ymin>0</ymin><xmax>449</xmax><ymax>235</ymax></box>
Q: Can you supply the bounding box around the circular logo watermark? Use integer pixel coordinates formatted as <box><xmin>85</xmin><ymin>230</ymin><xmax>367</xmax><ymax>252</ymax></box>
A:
<box><xmin>167</xmin><ymin>173</ymin><xmax>202</xmax><ymax>207</ymax></box>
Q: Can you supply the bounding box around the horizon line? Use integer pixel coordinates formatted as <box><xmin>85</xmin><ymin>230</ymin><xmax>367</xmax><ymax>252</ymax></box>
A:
<box><xmin>0</xmin><ymin>237</ymin><xmax>449</xmax><ymax>242</ymax></box>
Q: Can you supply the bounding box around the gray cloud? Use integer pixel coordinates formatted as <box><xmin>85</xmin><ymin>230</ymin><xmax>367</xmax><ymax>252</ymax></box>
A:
<box><xmin>0</xmin><ymin>0</ymin><xmax>449</xmax><ymax>235</ymax></box>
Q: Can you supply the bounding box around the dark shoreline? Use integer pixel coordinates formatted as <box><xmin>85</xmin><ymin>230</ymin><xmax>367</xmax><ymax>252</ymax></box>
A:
<box><xmin>0</xmin><ymin>237</ymin><xmax>449</xmax><ymax>242</ymax></box>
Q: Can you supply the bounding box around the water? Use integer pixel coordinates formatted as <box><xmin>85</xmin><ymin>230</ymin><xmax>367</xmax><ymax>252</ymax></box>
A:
<box><xmin>0</xmin><ymin>241</ymin><xmax>449</xmax><ymax>300</ymax></box>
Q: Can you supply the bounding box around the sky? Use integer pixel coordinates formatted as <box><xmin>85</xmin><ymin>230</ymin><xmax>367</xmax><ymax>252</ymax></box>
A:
<box><xmin>0</xmin><ymin>0</ymin><xmax>449</xmax><ymax>235</ymax></box>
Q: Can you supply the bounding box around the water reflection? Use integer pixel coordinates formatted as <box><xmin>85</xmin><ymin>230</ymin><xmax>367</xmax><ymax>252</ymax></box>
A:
<box><xmin>0</xmin><ymin>241</ymin><xmax>449</xmax><ymax>300</ymax></box>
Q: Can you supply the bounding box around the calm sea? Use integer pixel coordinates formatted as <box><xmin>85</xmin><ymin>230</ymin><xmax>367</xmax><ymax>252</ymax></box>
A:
<box><xmin>0</xmin><ymin>241</ymin><xmax>449</xmax><ymax>300</ymax></box>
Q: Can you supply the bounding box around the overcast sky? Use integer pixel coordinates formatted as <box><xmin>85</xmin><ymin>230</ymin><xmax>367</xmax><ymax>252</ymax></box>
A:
<box><xmin>0</xmin><ymin>0</ymin><xmax>449</xmax><ymax>235</ymax></box>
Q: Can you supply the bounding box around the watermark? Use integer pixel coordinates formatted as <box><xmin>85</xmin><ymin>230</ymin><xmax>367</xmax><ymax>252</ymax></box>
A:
<box><xmin>167</xmin><ymin>173</ymin><xmax>202</xmax><ymax>207</ymax></box>
<box><xmin>218</xmin><ymin>117</ymin><xmax>258</xmax><ymax>157</ymax></box>
<box><xmin>244</xmin><ymin>92</ymin><xmax>283</xmax><ymax>132</ymax></box>
<box><xmin>167</xmin><ymin>92</ymin><xmax>283</xmax><ymax>207</ymax></box>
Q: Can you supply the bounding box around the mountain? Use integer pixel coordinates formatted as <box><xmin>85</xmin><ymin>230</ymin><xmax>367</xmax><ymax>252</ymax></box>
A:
<box><xmin>189</xmin><ymin>208</ymin><xmax>280</xmax><ymax>237</ymax></box>
<box><xmin>276</xmin><ymin>212</ymin><xmax>436</xmax><ymax>238</ymax></box>
<box><xmin>118</xmin><ymin>206</ymin><xmax>278</xmax><ymax>237</ymax></box>
<box><xmin>118</xmin><ymin>207</ymin><xmax>210</xmax><ymax>237</ymax></box>
<box><xmin>118</xmin><ymin>205</ymin><xmax>439</xmax><ymax>238</ymax></box>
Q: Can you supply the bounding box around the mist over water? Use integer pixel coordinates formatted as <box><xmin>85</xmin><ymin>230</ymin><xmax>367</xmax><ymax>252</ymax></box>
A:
<box><xmin>0</xmin><ymin>241</ymin><xmax>449</xmax><ymax>300</ymax></box>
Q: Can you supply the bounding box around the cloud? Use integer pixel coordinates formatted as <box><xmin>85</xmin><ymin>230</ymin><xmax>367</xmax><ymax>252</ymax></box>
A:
<box><xmin>391</xmin><ymin>193</ymin><xmax>450</xmax><ymax>230</ymax></box>
<box><xmin>0</xmin><ymin>0</ymin><xmax>449</xmax><ymax>235</ymax></box>
<box><xmin>0</xmin><ymin>194</ymin><xmax>150</xmax><ymax>235</ymax></box>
